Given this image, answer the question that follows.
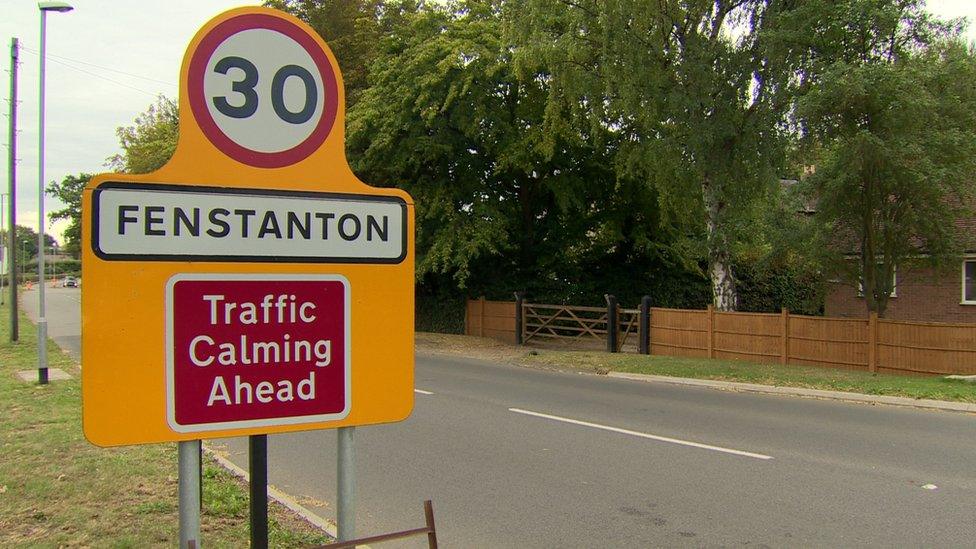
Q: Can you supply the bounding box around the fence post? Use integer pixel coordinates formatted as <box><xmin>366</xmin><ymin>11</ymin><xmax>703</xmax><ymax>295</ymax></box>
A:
<box><xmin>514</xmin><ymin>292</ymin><xmax>525</xmax><ymax>345</ymax></box>
<box><xmin>478</xmin><ymin>296</ymin><xmax>486</xmax><ymax>338</ymax></box>
<box><xmin>605</xmin><ymin>294</ymin><xmax>618</xmax><ymax>353</ymax></box>
<box><xmin>707</xmin><ymin>304</ymin><xmax>715</xmax><ymax>359</ymax></box>
<box><xmin>639</xmin><ymin>295</ymin><xmax>651</xmax><ymax>355</ymax></box>
<box><xmin>780</xmin><ymin>308</ymin><xmax>789</xmax><ymax>365</ymax></box>
<box><xmin>868</xmin><ymin>312</ymin><xmax>878</xmax><ymax>373</ymax></box>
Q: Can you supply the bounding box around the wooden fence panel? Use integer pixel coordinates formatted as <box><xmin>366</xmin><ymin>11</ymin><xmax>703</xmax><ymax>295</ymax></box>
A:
<box><xmin>464</xmin><ymin>299</ymin><xmax>516</xmax><ymax>344</ymax></box>
<box><xmin>787</xmin><ymin>315</ymin><xmax>868</xmax><ymax>371</ymax></box>
<box><xmin>713</xmin><ymin>311</ymin><xmax>781</xmax><ymax>363</ymax></box>
<box><xmin>650</xmin><ymin>308</ymin><xmax>708</xmax><ymax>358</ymax></box>
<box><xmin>877</xmin><ymin>320</ymin><xmax>976</xmax><ymax>376</ymax></box>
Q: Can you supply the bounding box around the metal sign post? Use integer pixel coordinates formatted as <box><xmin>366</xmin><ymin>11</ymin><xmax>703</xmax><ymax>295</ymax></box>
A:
<box><xmin>249</xmin><ymin>435</ymin><xmax>269</xmax><ymax>548</ymax></box>
<box><xmin>337</xmin><ymin>426</ymin><xmax>356</xmax><ymax>541</ymax></box>
<box><xmin>178</xmin><ymin>440</ymin><xmax>201</xmax><ymax>549</ymax></box>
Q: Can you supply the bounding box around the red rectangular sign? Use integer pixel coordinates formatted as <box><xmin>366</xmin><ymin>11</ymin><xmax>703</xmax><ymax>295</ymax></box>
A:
<box><xmin>165</xmin><ymin>274</ymin><xmax>350</xmax><ymax>432</ymax></box>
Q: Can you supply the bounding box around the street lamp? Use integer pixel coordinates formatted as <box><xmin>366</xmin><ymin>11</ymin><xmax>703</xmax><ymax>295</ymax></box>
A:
<box><xmin>37</xmin><ymin>0</ymin><xmax>73</xmax><ymax>385</ymax></box>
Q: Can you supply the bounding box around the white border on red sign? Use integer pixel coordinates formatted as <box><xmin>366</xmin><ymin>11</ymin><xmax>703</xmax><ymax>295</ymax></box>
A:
<box><xmin>164</xmin><ymin>273</ymin><xmax>352</xmax><ymax>433</ymax></box>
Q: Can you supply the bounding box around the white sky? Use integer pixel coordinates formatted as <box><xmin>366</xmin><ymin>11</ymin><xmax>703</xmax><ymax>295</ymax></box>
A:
<box><xmin>1</xmin><ymin>1</ymin><xmax>257</xmax><ymax>243</ymax></box>
<box><xmin>1</xmin><ymin>0</ymin><xmax>974</xmax><ymax>244</ymax></box>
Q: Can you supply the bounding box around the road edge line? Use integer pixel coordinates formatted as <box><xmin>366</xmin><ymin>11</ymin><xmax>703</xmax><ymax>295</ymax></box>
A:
<box><xmin>203</xmin><ymin>444</ymin><xmax>350</xmax><ymax>544</ymax></box>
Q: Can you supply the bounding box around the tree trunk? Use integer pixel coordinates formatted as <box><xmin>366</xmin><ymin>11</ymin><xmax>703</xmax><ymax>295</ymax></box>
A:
<box><xmin>703</xmin><ymin>179</ymin><xmax>738</xmax><ymax>311</ymax></box>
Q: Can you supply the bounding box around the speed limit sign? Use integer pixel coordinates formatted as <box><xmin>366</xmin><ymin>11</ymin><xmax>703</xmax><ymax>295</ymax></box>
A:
<box><xmin>82</xmin><ymin>7</ymin><xmax>415</xmax><ymax>447</ymax></box>
<box><xmin>187</xmin><ymin>13</ymin><xmax>340</xmax><ymax>168</ymax></box>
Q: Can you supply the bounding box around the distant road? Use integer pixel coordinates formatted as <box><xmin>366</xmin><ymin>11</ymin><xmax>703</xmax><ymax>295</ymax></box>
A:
<box><xmin>36</xmin><ymin>292</ymin><xmax>976</xmax><ymax>546</ymax></box>
<box><xmin>21</xmin><ymin>285</ymin><xmax>81</xmax><ymax>360</ymax></box>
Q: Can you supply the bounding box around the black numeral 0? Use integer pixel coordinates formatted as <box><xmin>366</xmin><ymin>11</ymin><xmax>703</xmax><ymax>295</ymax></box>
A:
<box><xmin>212</xmin><ymin>58</ymin><xmax>318</xmax><ymax>125</ymax></box>
<box><xmin>272</xmin><ymin>65</ymin><xmax>317</xmax><ymax>124</ymax></box>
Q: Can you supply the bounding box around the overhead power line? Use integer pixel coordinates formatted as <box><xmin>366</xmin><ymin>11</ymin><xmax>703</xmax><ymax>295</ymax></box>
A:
<box><xmin>19</xmin><ymin>47</ymin><xmax>174</xmax><ymax>98</ymax></box>
<box><xmin>21</xmin><ymin>47</ymin><xmax>175</xmax><ymax>87</ymax></box>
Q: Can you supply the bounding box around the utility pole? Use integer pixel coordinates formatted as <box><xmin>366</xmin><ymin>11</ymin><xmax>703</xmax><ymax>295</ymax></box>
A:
<box><xmin>7</xmin><ymin>37</ymin><xmax>18</xmax><ymax>342</ymax></box>
<box><xmin>1</xmin><ymin>193</ymin><xmax>5</xmax><ymax>306</ymax></box>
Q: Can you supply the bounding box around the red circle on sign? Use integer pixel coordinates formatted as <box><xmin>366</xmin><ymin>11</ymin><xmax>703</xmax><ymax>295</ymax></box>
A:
<box><xmin>187</xmin><ymin>13</ymin><xmax>340</xmax><ymax>168</ymax></box>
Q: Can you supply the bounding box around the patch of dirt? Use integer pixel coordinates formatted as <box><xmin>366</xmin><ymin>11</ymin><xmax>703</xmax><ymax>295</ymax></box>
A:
<box><xmin>414</xmin><ymin>332</ymin><xmax>607</xmax><ymax>376</ymax></box>
<box><xmin>414</xmin><ymin>332</ymin><xmax>527</xmax><ymax>363</ymax></box>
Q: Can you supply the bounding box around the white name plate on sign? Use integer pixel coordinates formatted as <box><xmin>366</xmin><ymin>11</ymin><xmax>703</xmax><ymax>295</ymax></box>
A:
<box><xmin>92</xmin><ymin>182</ymin><xmax>406</xmax><ymax>263</ymax></box>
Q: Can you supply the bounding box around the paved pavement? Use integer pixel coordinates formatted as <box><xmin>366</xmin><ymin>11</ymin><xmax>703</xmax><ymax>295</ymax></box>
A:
<box><xmin>30</xmin><ymin>292</ymin><xmax>976</xmax><ymax>546</ymax></box>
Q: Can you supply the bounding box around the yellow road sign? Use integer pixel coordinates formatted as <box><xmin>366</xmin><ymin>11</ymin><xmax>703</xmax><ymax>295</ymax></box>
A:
<box><xmin>82</xmin><ymin>7</ymin><xmax>414</xmax><ymax>447</ymax></box>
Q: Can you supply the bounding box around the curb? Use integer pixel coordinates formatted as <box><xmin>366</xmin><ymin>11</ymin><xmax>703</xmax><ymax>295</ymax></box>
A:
<box><xmin>203</xmin><ymin>446</ymin><xmax>346</xmax><ymax>543</ymax></box>
<box><xmin>606</xmin><ymin>372</ymin><xmax>976</xmax><ymax>414</ymax></box>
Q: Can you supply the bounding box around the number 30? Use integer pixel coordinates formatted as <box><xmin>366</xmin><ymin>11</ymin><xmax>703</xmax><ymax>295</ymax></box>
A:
<box><xmin>212</xmin><ymin>56</ymin><xmax>318</xmax><ymax>124</ymax></box>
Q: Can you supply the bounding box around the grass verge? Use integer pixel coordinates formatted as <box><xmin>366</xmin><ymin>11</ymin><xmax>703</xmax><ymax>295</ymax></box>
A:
<box><xmin>0</xmin><ymin>297</ymin><xmax>331</xmax><ymax>547</ymax></box>
<box><xmin>517</xmin><ymin>350</ymin><xmax>976</xmax><ymax>403</ymax></box>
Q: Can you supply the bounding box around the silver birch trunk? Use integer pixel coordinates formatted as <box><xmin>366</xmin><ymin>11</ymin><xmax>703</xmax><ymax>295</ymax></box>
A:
<box><xmin>704</xmin><ymin>180</ymin><xmax>738</xmax><ymax>311</ymax></box>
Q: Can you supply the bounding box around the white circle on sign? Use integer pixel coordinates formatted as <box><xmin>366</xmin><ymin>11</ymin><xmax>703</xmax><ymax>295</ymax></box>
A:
<box><xmin>202</xmin><ymin>28</ymin><xmax>326</xmax><ymax>154</ymax></box>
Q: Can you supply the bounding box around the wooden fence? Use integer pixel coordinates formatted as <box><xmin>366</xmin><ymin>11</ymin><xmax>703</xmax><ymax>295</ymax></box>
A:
<box><xmin>464</xmin><ymin>298</ymin><xmax>517</xmax><ymax>344</ymax></box>
<box><xmin>465</xmin><ymin>299</ymin><xmax>976</xmax><ymax>376</ymax></box>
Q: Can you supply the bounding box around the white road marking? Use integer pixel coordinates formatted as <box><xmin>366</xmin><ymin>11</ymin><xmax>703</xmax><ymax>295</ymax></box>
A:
<box><xmin>414</xmin><ymin>389</ymin><xmax>434</xmax><ymax>395</ymax></box>
<box><xmin>509</xmin><ymin>408</ymin><xmax>773</xmax><ymax>461</ymax></box>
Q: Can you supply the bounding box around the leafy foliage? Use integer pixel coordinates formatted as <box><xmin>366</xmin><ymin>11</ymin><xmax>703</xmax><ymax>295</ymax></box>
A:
<box><xmin>72</xmin><ymin>1</ymin><xmax>976</xmax><ymax>326</ymax></box>
<box><xmin>345</xmin><ymin>0</ymin><xmax>711</xmax><ymax>313</ymax></box>
<box><xmin>107</xmin><ymin>95</ymin><xmax>178</xmax><ymax>174</ymax></box>
<box><xmin>46</xmin><ymin>173</ymin><xmax>90</xmax><ymax>257</ymax></box>
<box><xmin>265</xmin><ymin>0</ymin><xmax>395</xmax><ymax>108</ymax></box>
<box><xmin>1</xmin><ymin>225</ymin><xmax>56</xmax><ymax>264</ymax></box>
<box><xmin>506</xmin><ymin>0</ymin><xmax>799</xmax><ymax>310</ymax></box>
<box><xmin>794</xmin><ymin>4</ymin><xmax>976</xmax><ymax>317</ymax></box>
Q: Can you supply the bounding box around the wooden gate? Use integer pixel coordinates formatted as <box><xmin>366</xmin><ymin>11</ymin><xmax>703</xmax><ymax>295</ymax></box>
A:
<box><xmin>522</xmin><ymin>303</ymin><xmax>641</xmax><ymax>351</ymax></box>
<box><xmin>617</xmin><ymin>307</ymin><xmax>640</xmax><ymax>351</ymax></box>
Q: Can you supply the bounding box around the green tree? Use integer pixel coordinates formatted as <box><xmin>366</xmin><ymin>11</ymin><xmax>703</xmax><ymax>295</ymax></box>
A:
<box><xmin>507</xmin><ymin>0</ymin><xmax>795</xmax><ymax>311</ymax></box>
<box><xmin>348</xmin><ymin>0</ymin><xmax>684</xmax><ymax>303</ymax></box>
<box><xmin>1</xmin><ymin>225</ymin><xmax>55</xmax><ymax>265</ymax></box>
<box><xmin>266</xmin><ymin>0</ymin><xmax>391</xmax><ymax>108</ymax></box>
<box><xmin>798</xmin><ymin>40</ymin><xmax>976</xmax><ymax>317</ymax></box>
<box><xmin>108</xmin><ymin>95</ymin><xmax>178</xmax><ymax>174</ymax></box>
<box><xmin>46</xmin><ymin>173</ymin><xmax>91</xmax><ymax>258</ymax></box>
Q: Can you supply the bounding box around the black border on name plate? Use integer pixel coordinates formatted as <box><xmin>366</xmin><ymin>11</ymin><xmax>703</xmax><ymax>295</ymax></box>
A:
<box><xmin>91</xmin><ymin>181</ymin><xmax>409</xmax><ymax>264</ymax></box>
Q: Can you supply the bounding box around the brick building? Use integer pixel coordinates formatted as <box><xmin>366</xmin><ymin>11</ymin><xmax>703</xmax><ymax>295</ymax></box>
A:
<box><xmin>825</xmin><ymin>214</ymin><xmax>976</xmax><ymax>322</ymax></box>
<box><xmin>825</xmin><ymin>255</ymin><xmax>976</xmax><ymax>322</ymax></box>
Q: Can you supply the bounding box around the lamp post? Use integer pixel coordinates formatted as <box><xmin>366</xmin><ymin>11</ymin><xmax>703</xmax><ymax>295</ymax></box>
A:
<box><xmin>37</xmin><ymin>0</ymin><xmax>73</xmax><ymax>385</ymax></box>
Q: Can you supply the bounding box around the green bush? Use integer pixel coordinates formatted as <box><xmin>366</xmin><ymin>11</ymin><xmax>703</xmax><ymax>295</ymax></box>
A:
<box><xmin>735</xmin><ymin>262</ymin><xmax>825</xmax><ymax>315</ymax></box>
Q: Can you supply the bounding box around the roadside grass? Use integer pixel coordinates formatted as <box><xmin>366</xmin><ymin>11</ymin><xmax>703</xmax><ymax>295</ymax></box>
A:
<box><xmin>0</xmin><ymin>297</ymin><xmax>330</xmax><ymax>547</ymax></box>
<box><xmin>517</xmin><ymin>349</ymin><xmax>976</xmax><ymax>403</ymax></box>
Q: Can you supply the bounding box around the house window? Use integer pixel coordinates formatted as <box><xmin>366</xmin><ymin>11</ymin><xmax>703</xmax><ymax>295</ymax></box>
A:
<box><xmin>963</xmin><ymin>261</ymin><xmax>976</xmax><ymax>304</ymax></box>
<box><xmin>858</xmin><ymin>266</ymin><xmax>897</xmax><ymax>298</ymax></box>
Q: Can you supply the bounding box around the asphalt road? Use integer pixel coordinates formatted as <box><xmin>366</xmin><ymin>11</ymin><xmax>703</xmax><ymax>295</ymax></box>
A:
<box><xmin>21</xmin><ymin>284</ymin><xmax>81</xmax><ymax>360</ymax></box>
<box><xmin>33</xmin><ymin>291</ymin><xmax>976</xmax><ymax>546</ymax></box>
<box><xmin>217</xmin><ymin>355</ymin><xmax>976</xmax><ymax>547</ymax></box>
